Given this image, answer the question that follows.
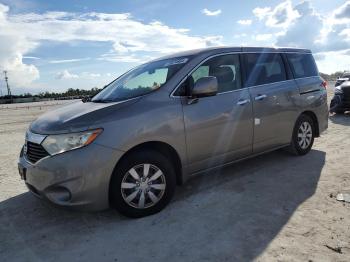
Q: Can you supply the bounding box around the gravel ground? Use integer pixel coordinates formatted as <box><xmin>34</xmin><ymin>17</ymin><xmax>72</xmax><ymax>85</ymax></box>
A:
<box><xmin>0</xmin><ymin>90</ymin><xmax>349</xmax><ymax>262</ymax></box>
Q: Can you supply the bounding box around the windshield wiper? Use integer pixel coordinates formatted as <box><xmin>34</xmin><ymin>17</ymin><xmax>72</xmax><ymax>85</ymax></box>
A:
<box><xmin>91</xmin><ymin>99</ymin><xmax>114</xmax><ymax>103</ymax></box>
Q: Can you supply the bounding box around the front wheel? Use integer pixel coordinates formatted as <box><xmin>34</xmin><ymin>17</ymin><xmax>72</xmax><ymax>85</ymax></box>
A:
<box><xmin>110</xmin><ymin>150</ymin><xmax>176</xmax><ymax>218</ymax></box>
<box><xmin>287</xmin><ymin>114</ymin><xmax>315</xmax><ymax>156</ymax></box>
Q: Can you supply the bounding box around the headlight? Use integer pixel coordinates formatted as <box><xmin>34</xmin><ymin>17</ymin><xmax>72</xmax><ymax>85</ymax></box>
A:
<box><xmin>335</xmin><ymin>86</ymin><xmax>343</xmax><ymax>94</ymax></box>
<box><xmin>42</xmin><ymin>129</ymin><xmax>103</xmax><ymax>155</ymax></box>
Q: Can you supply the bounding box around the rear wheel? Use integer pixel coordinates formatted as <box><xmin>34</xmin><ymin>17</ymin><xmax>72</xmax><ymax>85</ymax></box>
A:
<box><xmin>288</xmin><ymin>114</ymin><xmax>315</xmax><ymax>156</ymax></box>
<box><xmin>110</xmin><ymin>150</ymin><xmax>176</xmax><ymax>218</ymax></box>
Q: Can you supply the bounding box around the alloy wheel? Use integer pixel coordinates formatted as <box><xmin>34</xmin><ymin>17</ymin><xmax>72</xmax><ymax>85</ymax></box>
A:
<box><xmin>121</xmin><ymin>164</ymin><xmax>166</xmax><ymax>209</ymax></box>
<box><xmin>297</xmin><ymin>121</ymin><xmax>313</xmax><ymax>149</ymax></box>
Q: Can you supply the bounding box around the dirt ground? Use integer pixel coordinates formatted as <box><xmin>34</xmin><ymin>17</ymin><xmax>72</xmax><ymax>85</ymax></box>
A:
<box><xmin>0</xmin><ymin>90</ymin><xmax>349</xmax><ymax>262</ymax></box>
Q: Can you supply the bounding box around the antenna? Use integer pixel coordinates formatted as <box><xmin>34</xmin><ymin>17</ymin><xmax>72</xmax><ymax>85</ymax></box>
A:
<box><xmin>3</xmin><ymin>70</ymin><xmax>12</xmax><ymax>102</ymax></box>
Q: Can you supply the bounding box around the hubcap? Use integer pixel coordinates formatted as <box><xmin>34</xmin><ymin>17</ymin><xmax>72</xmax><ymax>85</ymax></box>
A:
<box><xmin>297</xmin><ymin>121</ymin><xmax>312</xmax><ymax>149</ymax></box>
<box><xmin>121</xmin><ymin>164</ymin><xmax>166</xmax><ymax>209</ymax></box>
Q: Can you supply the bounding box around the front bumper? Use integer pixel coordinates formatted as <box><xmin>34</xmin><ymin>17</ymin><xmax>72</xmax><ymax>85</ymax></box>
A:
<box><xmin>18</xmin><ymin>143</ymin><xmax>124</xmax><ymax>211</ymax></box>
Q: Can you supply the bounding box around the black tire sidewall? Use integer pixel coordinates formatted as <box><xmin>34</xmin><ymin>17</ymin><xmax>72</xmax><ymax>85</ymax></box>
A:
<box><xmin>292</xmin><ymin>115</ymin><xmax>315</xmax><ymax>155</ymax></box>
<box><xmin>110</xmin><ymin>150</ymin><xmax>176</xmax><ymax>218</ymax></box>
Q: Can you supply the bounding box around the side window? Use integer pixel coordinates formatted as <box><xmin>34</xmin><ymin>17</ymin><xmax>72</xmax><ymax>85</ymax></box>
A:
<box><xmin>286</xmin><ymin>53</ymin><xmax>318</xmax><ymax>78</ymax></box>
<box><xmin>245</xmin><ymin>53</ymin><xmax>287</xmax><ymax>86</ymax></box>
<box><xmin>190</xmin><ymin>54</ymin><xmax>242</xmax><ymax>93</ymax></box>
<box><xmin>191</xmin><ymin>66</ymin><xmax>209</xmax><ymax>82</ymax></box>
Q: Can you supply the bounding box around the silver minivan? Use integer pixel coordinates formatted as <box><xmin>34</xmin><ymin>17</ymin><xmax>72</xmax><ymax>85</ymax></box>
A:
<box><xmin>18</xmin><ymin>47</ymin><xmax>328</xmax><ymax>217</ymax></box>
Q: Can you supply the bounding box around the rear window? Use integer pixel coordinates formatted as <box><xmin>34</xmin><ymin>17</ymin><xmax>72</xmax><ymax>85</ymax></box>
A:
<box><xmin>286</xmin><ymin>53</ymin><xmax>318</xmax><ymax>78</ymax></box>
<box><xmin>245</xmin><ymin>53</ymin><xmax>287</xmax><ymax>86</ymax></box>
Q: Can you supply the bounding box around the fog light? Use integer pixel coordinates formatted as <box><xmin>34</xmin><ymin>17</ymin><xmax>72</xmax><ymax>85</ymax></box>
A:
<box><xmin>46</xmin><ymin>187</ymin><xmax>71</xmax><ymax>202</ymax></box>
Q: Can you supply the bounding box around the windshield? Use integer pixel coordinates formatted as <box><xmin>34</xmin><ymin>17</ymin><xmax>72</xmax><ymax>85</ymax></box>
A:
<box><xmin>92</xmin><ymin>56</ymin><xmax>192</xmax><ymax>102</ymax></box>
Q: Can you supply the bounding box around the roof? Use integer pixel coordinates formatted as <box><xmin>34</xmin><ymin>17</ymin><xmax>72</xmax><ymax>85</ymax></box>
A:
<box><xmin>155</xmin><ymin>46</ymin><xmax>312</xmax><ymax>61</ymax></box>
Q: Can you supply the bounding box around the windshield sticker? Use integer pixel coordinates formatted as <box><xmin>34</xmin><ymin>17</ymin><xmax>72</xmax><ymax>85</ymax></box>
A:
<box><xmin>164</xmin><ymin>58</ymin><xmax>189</xmax><ymax>67</ymax></box>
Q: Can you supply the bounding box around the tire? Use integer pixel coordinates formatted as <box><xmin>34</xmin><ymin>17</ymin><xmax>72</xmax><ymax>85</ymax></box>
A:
<box><xmin>287</xmin><ymin>114</ymin><xmax>315</xmax><ymax>156</ymax></box>
<box><xmin>110</xmin><ymin>150</ymin><xmax>176</xmax><ymax>218</ymax></box>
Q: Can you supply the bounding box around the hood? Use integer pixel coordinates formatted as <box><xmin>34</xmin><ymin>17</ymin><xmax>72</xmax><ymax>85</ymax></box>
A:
<box><xmin>30</xmin><ymin>98</ymin><xmax>140</xmax><ymax>134</ymax></box>
<box><xmin>340</xmin><ymin>81</ymin><xmax>350</xmax><ymax>87</ymax></box>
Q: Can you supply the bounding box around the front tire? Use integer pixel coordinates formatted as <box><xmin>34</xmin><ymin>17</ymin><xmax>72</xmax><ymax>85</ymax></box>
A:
<box><xmin>288</xmin><ymin>114</ymin><xmax>315</xmax><ymax>156</ymax></box>
<box><xmin>110</xmin><ymin>150</ymin><xmax>176</xmax><ymax>218</ymax></box>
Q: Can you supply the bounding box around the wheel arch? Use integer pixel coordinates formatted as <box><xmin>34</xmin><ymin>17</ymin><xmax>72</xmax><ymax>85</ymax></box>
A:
<box><xmin>111</xmin><ymin>141</ymin><xmax>184</xmax><ymax>187</ymax></box>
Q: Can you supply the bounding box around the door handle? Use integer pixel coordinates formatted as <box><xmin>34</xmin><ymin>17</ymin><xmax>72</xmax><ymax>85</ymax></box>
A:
<box><xmin>237</xmin><ymin>99</ymin><xmax>250</xmax><ymax>106</ymax></box>
<box><xmin>255</xmin><ymin>94</ymin><xmax>267</xmax><ymax>101</ymax></box>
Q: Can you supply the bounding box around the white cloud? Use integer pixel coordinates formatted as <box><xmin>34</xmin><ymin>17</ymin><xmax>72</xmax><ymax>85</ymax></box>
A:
<box><xmin>313</xmin><ymin>53</ymin><xmax>326</xmax><ymax>61</ymax></box>
<box><xmin>0</xmin><ymin>4</ymin><xmax>39</xmax><ymax>87</ymax></box>
<box><xmin>253</xmin><ymin>7</ymin><xmax>271</xmax><ymax>20</ymax></box>
<box><xmin>23</xmin><ymin>56</ymin><xmax>40</xmax><ymax>60</ymax></box>
<box><xmin>0</xmin><ymin>4</ymin><xmax>223</xmax><ymax>88</ymax></box>
<box><xmin>49</xmin><ymin>58</ymin><xmax>90</xmax><ymax>64</ymax></box>
<box><xmin>55</xmin><ymin>70</ymin><xmax>79</xmax><ymax>79</ymax></box>
<box><xmin>315</xmin><ymin>51</ymin><xmax>350</xmax><ymax>74</ymax></box>
<box><xmin>201</xmin><ymin>8</ymin><xmax>222</xmax><ymax>16</ymax></box>
<box><xmin>253</xmin><ymin>1</ymin><xmax>299</xmax><ymax>28</ymax></box>
<box><xmin>234</xmin><ymin>33</ymin><xmax>248</xmax><ymax>39</ymax></box>
<box><xmin>275</xmin><ymin>1</ymin><xmax>350</xmax><ymax>54</ymax></box>
<box><xmin>334</xmin><ymin>1</ymin><xmax>350</xmax><ymax>19</ymax></box>
<box><xmin>254</xmin><ymin>34</ymin><xmax>273</xmax><ymax>41</ymax></box>
<box><xmin>237</xmin><ymin>19</ymin><xmax>252</xmax><ymax>25</ymax></box>
<box><xmin>251</xmin><ymin>0</ymin><xmax>350</xmax><ymax>73</ymax></box>
<box><xmin>276</xmin><ymin>1</ymin><xmax>323</xmax><ymax>49</ymax></box>
<box><xmin>80</xmin><ymin>72</ymin><xmax>101</xmax><ymax>79</ymax></box>
<box><xmin>98</xmin><ymin>53</ymin><xmax>144</xmax><ymax>63</ymax></box>
<box><xmin>55</xmin><ymin>70</ymin><xmax>108</xmax><ymax>80</ymax></box>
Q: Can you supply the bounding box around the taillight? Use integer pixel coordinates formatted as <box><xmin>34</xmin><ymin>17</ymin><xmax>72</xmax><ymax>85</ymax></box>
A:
<box><xmin>320</xmin><ymin>80</ymin><xmax>327</xmax><ymax>89</ymax></box>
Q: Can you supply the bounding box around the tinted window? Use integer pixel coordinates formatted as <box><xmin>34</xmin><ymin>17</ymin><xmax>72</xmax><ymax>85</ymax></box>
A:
<box><xmin>245</xmin><ymin>53</ymin><xmax>287</xmax><ymax>86</ymax></box>
<box><xmin>286</xmin><ymin>53</ymin><xmax>318</xmax><ymax>78</ymax></box>
<box><xmin>175</xmin><ymin>54</ymin><xmax>242</xmax><ymax>96</ymax></box>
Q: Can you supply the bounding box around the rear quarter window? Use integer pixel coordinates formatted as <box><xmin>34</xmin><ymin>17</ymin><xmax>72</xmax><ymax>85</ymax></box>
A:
<box><xmin>286</xmin><ymin>53</ymin><xmax>318</xmax><ymax>78</ymax></box>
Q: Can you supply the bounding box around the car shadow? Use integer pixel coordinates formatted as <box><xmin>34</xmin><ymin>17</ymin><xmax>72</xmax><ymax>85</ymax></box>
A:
<box><xmin>0</xmin><ymin>149</ymin><xmax>325</xmax><ymax>262</ymax></box>
<box><xmin>329</xmin><ymin>112</ymin><xmax>350</xmax><ymax>126</ymax></box>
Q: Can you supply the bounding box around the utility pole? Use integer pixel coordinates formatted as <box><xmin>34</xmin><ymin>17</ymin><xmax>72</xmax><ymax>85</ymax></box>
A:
<box><xmin>3</xmin><ymin>70</ymin><xmax>12</xmax><ymax>103</ymax></box>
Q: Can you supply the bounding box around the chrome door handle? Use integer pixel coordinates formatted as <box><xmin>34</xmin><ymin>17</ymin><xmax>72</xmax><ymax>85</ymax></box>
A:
<box><xmin>255</xmin><ymin>94</ymin><xmax>267</xmax><ymax>101</ymax></box>
<box><xmin>237</xmin><ymin>99</ymin><xmax>250</xmax><ymax>106</ymax></box>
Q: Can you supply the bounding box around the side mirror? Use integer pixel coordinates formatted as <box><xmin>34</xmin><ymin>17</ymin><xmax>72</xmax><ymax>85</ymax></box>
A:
<box><xmin>191</xmin><ymin>76</ymin><xmax>218</xmax><ymax>98</ymax></box>
<box><xmin>81</xmin><ymin>96</ymin><xmax>92</xmax><ymax>103</ymax></box>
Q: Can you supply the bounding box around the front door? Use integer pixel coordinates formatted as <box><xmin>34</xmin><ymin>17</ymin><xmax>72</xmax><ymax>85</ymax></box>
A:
<box><xmin>181</xmin><ymin>54</ymin><xmax>254</xmax><ymax>173</ymax></box>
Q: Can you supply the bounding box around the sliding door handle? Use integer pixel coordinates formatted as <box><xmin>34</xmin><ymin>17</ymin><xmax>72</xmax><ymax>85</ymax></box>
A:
<box><xmin>255</xmin><ymin>94</ymin><xmax>267</xmax><ymax>101</ymax></box>
<box><xmin>237</xmin><ymin>99</ymin><xmax>250</xmax><ymax>106</ymax></box>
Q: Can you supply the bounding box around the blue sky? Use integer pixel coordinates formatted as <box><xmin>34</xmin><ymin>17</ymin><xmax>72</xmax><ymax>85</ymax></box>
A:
<box><xmin>0</xmin><ymin>0</ymin><xmax>349</xmax><ymax>95</ymax></box>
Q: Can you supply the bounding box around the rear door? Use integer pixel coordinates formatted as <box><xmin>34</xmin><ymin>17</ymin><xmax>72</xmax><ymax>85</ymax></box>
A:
<box><xmin>181</xmin><ymin>54</ymin><xmax>253</xmax><ymax>173</ymax></box>
<box><xmin>244</xmin><ymin>52</ymin><xmax>299</xmax><ymax>153</ymax></box>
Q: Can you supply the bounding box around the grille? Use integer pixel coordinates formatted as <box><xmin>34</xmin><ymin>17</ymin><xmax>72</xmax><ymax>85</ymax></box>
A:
<box><xmin>26</xmin><ymin>141</ymin><xmax>49</xmax><ymax>164</ymax></box>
